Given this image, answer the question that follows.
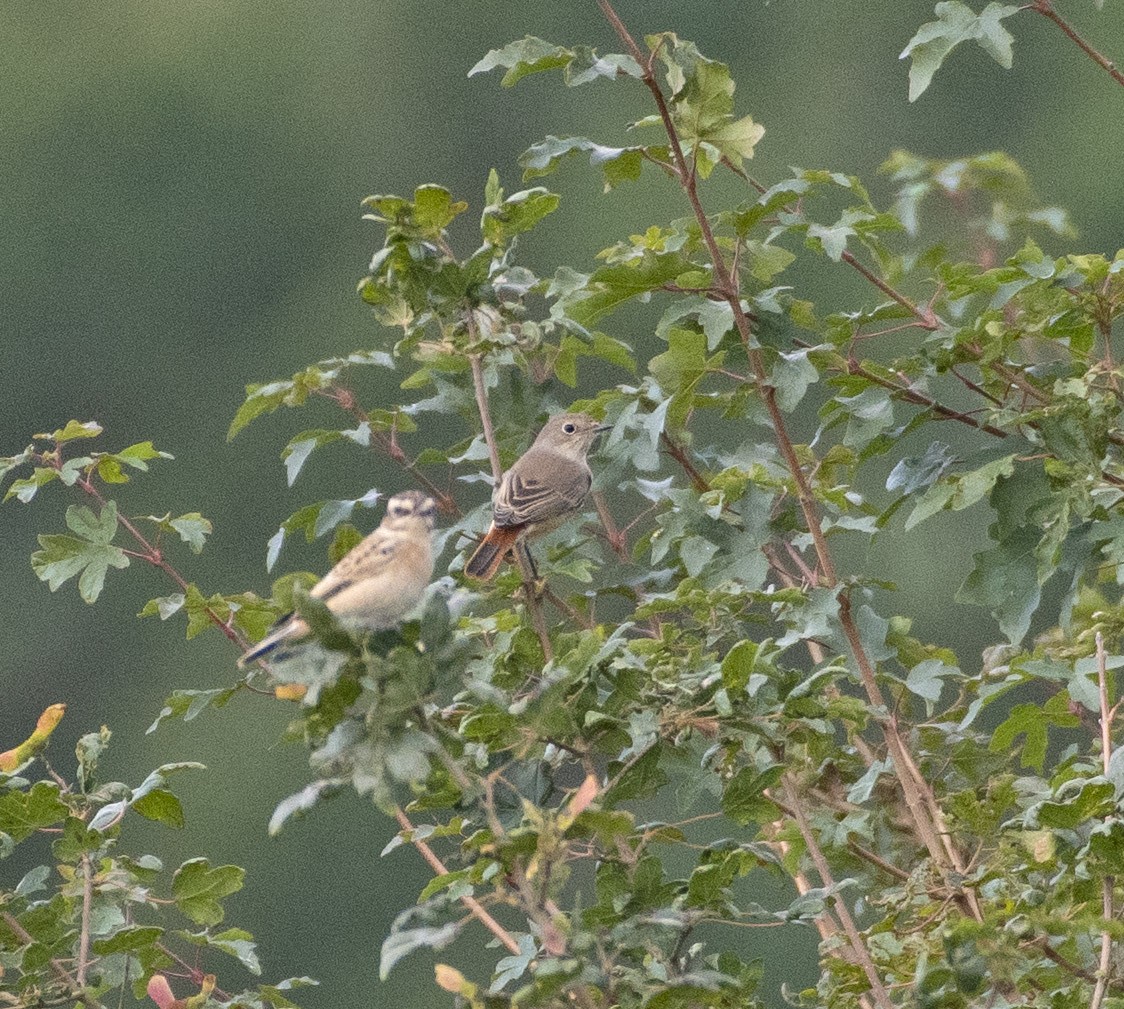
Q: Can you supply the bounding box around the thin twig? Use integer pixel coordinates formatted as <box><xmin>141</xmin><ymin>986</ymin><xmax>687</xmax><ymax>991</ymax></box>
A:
<box><xmin>1092</xmin><ymin>632</ymin><xmax>1115</xmax><ymax>1009</ymax></box>
<box><xmin>318</xmin><ymin>387</ymin><xmax>460</xmax><ymax>515</ymax></box>
<box><xmin>1</xmin><ymin>911</ymin><xmax>103</xmax><ymax>1009</ymax></box>
<box><xmin>659</xmin><ymin>432</ymin><xmax>710</xmax><ymax>493</ymax></box>
<box><xmin>71</xmin><ymin>474</ymin><xmax>249</xmax><ymax>651</ymax></box>
<box><xmin>393</xmin><ymin>807</ymin><xmax>522</xmax><ymax>955</ymax></box>
<box><xmin>841</xmin><ymin>251</ymin><xmax>938</xmax><ymax>329</ymax></box>
<box><xmin>469</xmin><ymin>354</ymin><xmax>503</xmax><ymax>483</ymax></box>
<box><xmin>77</xmin><ymin>855</ymin><xmax>94</xmax><ymax>988</ymax></box>
<box><xmin>597</xmin><ymin>0</ymin><xmax>978</xmax><ymax>914</ymax></box>
<box><xmin>780</xmin><ymin>778</ymin><xmax>896</xmax><ymax>1009</ymax></box>
<box><xmin>590</xmin><ymin>491</ymin><xmax>628</xmax><ymax>560</ymax></box>
<box><xmin>1031</xmin><ymin>1</ymin><xmax>1124</xmax><ymax>88</ymax></box>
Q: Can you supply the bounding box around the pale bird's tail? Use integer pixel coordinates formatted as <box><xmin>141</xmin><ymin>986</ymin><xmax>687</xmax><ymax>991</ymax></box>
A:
<box><xmin>236</xmin><ymin>617</ymin><xmax>305</xmax><ymax>669</ymax></box>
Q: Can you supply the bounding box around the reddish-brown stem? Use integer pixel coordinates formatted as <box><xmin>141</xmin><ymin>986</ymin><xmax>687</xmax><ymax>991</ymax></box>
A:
<box><xmin>841</xmin><ymin>251</ymin><xmax>938</xmax><ymax>330</ymax></box>
<box><xmin>600</xmin><ymin>0</ymin><xmax>989</xmax><ymax>923</ymax></box>
<box><xmin>71</xmin><ymin>474</ymin><xmax>249</xmax><ymax>650</ymax></box>
<box><xmin>317</xmin><ymin>387</ymin><xmax>460</xmax><ymax>516</ymax></box>
<box><xmin>591</xmin><ymin>490</ymin><xmax>628</xmax><ymax>559</ymax></box>
<box><xmin>1093</xmin><ymin>632</ymin><xmax>1115</xmax><ymax>1009</ymax></box>
<box><xmin>659</xmin><ymin>432</ymin><xmax>711</xmax><ymax>493</ymax></box>
<box><xmin>469</xmin><ymin>354</ymin><xmax>503</xmax><ymax>483</ymax></box>
<box><xmin>393</xmin><ymin>807</ymin><xmax>522</xmax><ymax>955</ymax></box>
<box><xmin>1030</xmin><ymin>1</ymin><xmax>1124</xmax><ymax>88</ymax></box>
<box><xmin>781</xmin><ymin>778</ymin><xmax>896</xmax><ymax>1009</ymax></box>
<box><xmin>1</xmin><ymin>911</ymin><xmax>102</xmax><ymax>1009</ymax></box>
<box><xmin>840</xmin><ymin>354</ymin><xmax>1009</xmax><ymax>438</ymax></box>
<box><xmin>76</xmin><ymin>855</ymin><xmax>93</xmax><ymax>988</ymax></box>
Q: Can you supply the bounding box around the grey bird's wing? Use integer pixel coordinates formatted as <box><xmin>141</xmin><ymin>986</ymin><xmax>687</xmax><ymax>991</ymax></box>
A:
<box><xmin>493</xmin><ymin>453</ymin><xmax>591</xmax><ymax>528</ymax></box>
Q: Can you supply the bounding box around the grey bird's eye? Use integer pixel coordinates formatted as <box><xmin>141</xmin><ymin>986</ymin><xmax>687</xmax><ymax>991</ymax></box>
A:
<box><xmin>563</xmin><ymin>422</ymin><xmax>576</xmax><ymax>434</ymax></box>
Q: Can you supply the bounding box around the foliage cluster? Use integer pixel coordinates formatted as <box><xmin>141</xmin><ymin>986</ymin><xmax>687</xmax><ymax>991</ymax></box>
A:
<box><xmin>5</xmin><ymin>3</ymin><xmax>1124</xmax><ymax>1008</ymax></box>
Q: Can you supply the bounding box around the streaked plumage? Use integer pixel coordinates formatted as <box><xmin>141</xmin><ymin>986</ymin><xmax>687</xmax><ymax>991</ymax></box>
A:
<box><xmin>238</xmin><ymin>490</ymin><xmax>437</xmax><ymax>668</ymax></box>
<box><xmin>464</xmin><ymin>413</ymin><xmax>607</xmax><ymax>581</ymax></box>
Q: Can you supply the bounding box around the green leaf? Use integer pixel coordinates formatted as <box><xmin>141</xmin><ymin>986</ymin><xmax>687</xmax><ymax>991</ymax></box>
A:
<box><xmin>956</xmin><ymin>525</ymin><xmax>1041</xmax><ymax>644</ymax></box>
<box><xmin>76</xmin><ymin>726</ymin><xmax>111</xmax><ymax>794</ymax></box>
<box><xmin>471</xmin><ymin>38</ymin><xmax>640</xmax><ymax>87</ymax></box>
<box><xmin>92</xmin><ymin>925</ymin><xmax>165</xmax><ymax>956</ymax></box>
<box><xmin>282</xmin><ymin>431</ymin><xmax>341</xmax><ymax>487</ymax></box>
<box><xmin>0</xmin><ymin>782</ymin><xmax>69</xmax><ymax>841</ymax></box>
<box><xmin>31</xmin><ymin>502</ymin><xmax>129</xmax><ymax>602</ymax></box>
<box><xmin>412</xmin><ymin>185</ymin><xmax>468</xmax><ymax>234</ymax></box>
<box><xmin>887</xmin><ymin>442</ymin><xmax>955</xmax><ymax>496</ymax></box>
<box><xmin>41</xmin><ymin>420</ymin><xmax>104</xmax><ymax>443</ymax></box>
<box><xmin>379</xmin><ymin>923</ymin><xmax>458</xmax><ymax>979</ymax></box>
<box><xmin>469</xmin><ymin>36</ymin><xmax>574</xmax><ymax>86</ymax></box>
<box><xmin>989</xmin><ymin>703</ymin><xmax>1049</xmax><ymax>770</ymax></box>
<box><xmin>900</xmin><ymin>2</ymin><xmax>1019</xmax><ymax>102</ymax></box>
<box><xmin>131</xmin><ymin>788</ymin><xmax>185</xmax><ymax>827</ymax></box>
<box><xmin>180</xmin><ymin>928</ymin><xmax>262</xmax><ymax>975</ymax></box>
<box><xmin>556</xmin><ymin>252</ymin><xmax>689</xmax><ymax>327</ymax></box>
<box><xmin>268</xmin><ymin>780</ymin><xmax>344</xmax><ymax>836</ymax></box>
<box><xmin>172</xmin><ymin>858</ymin><xmax>245</xmax><ymax>926</ymax></box>
<box><xmin>722</xmin><ymin>765</ymin><xmax>784</xmax><ymax>826</ymax></box>
<box><xmin>1032</xmin><ymin>781</ymin><xmax>1115</xmax><ymax>828</ymax></box>
<box><xmin>4</xmin><ymin>466</ymin><xmax>60</xmax><ymax>503</ymax></box>
<box><xmin>721</xmin><ymin>640</ymin><xmax>757</xmax><ymax>692</ymax></box>
<box><xmin>147</xmin><ymin>687</ymin><xmax>240</xmax><ymax>732</ymax></box>
<box><xmin>520</xmin><ymin>136</ymin><xmax>651</xmax><ymax>190</ymax></box>
<box><xmin>140</xmin><ymin>512</ymin><xmax>213</xmax><ymax>554</ymax></box>
<box><xmin>905</xmin><ymin>454</ymin><xmax>1016</xmax><ymax>530</ymax></box>
<box><xmin>482</xmin><ymin>187</ymin><xmax>560</xmax><ymax>245</ymax></box>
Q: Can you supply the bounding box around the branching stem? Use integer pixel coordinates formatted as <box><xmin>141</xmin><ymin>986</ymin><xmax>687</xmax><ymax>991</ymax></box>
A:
<box><xmin>393</xmin><ymin>807</ymin><xmax>521</xmax><ymax>955</ymax></box>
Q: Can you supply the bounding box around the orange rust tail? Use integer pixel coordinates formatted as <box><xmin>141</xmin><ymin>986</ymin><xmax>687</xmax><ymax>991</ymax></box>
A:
<box><xmin>464</xmin><ymin>525</ymin><xmax>523</xmax><ymax>580</ymax></box>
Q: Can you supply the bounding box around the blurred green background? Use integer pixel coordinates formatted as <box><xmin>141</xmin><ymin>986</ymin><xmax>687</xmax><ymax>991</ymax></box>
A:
<box><xmin>4</xmin><ymin>1</ymin><xmax>1123</xmax><ymax>1005</ymax></box>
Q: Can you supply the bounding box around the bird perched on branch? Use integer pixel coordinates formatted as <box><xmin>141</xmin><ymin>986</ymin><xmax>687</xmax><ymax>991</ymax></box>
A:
<box><xmin>238</xmin><ymin>490</ymin><xmax>437</xmax><ymax>668</ymax></box>
<box><xmin>464</xmin><ymin>413</ymin><xmax>609</xmax><ymax>581</ymax></box>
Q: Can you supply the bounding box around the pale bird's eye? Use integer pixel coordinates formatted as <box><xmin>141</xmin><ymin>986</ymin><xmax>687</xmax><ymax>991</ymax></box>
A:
<box><xmin>563</xmin><ymin>423</ymin><xmax>576</xmax><ymax>434</ymax></box>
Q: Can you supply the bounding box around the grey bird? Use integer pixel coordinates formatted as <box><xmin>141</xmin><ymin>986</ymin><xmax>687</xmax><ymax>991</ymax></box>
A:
<box><xmin>464</xmin><ymin>413</ymin><xmax>608</xmax><ymax>581</ymax></box>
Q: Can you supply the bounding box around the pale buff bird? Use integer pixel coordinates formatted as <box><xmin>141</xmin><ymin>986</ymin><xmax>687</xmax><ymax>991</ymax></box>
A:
<box><xmin>464</xmin><ymin>413</ymin><xmax>608</xmax><ymax>581</ymax></box>
<box><xmin>238</xmin><ymin>490</ymin><xmax>437</xmax><ymax>667</ymax></box>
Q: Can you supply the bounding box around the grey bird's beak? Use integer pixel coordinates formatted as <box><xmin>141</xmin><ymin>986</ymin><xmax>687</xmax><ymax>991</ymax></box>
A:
<box><xmin>596</xmin><ymin>423</ymin><xmax>613</xmax><ymax>433</ymax></box>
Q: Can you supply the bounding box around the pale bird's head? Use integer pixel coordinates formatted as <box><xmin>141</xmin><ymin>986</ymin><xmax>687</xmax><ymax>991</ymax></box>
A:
<box><xmin>533</xmin><ymin>412</ymin><xmax>611</xmax><ymax>460</ymax></box>
<box><xmin>383</xmin><ymin>490</ymin><xmax>438</xmax><ymax>531</ymax></box>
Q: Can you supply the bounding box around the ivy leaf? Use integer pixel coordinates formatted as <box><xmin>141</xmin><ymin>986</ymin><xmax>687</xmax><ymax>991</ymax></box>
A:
<box><xmin>147</xmin><ymin>687</ymin><xmax>240</xmax><ymax>732</ymax></box>
<box><xmin>0</xmin><ymin>781</ymin><xmax>69</xmax><ymax>841</ymax></box>
<box><xmin>957</xmin><ymin>525</ymin><xmax>1041</xmax><ymax>644</ymax></box>
<box><xmin>520</xmin><ymin>136</ymin><xmax>651</xmax><ymax>190</ymax></box>
<box><xmin>887</xmin><ymin>442</ymin><xmax>956</xmax><ymax>495</ymax></box>
<box><xmin>379</xmin><ymin>923</ymin><xmax>459</xmax><ymax>980</ymax></box>
<box><xmin>172</xmin><ymin>858</ymin><xmax>245</xmax><ymax>926</ymax></box>
<box><xmin>469</xmin><ymin>37</ymin><xmax>575</xmax><ymax>86</ymax></box>
<box><xmin>901</xmin><ymin>2</ymin><xmax>1019</xmax><ymax>102</ymax></box>
<box><xmin>41</xmin><ymin>420</ymin><xmax>104</xmax><ymax>443</ymax></box>
<box><xmin>31</xmin><ymin>502</ymin><xmax>129</xmax><ymax>602</ymax></box>
<box><xmin>481</xmin><ymin>187</ymin><xmax>560</xmax><ymax>245</ymax></box>
<box><xmin>180</xmin><ymin>928</ymin><xmax>262</xmax><ymax>975</ymax></box>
